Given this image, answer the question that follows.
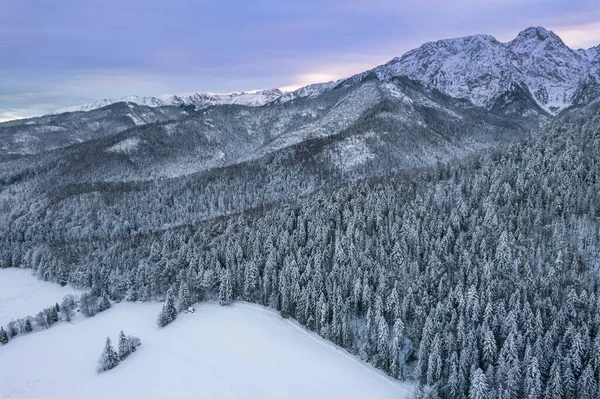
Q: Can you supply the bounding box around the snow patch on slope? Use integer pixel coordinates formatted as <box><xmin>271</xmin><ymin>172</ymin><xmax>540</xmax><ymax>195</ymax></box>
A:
<box><xmin>106</xmin><ymin>138</ymin><xmax>141</xmax><ymax>154</ymax></box>
<box><xmin>334</xmin><ymin>135</ymin><xmax>376</xmax><ymax>171</ymax></box>
<box><xmin>127</xmin><ymin>113</ymin><xmax>144</xmax><ymax>126</ymax></box>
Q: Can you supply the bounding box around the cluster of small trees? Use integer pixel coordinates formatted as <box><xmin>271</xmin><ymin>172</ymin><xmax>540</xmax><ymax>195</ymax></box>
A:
<box><xmin>156</xmin><ymin>280</ymin><xmax>197</xmax><ymax>327</ymax></box>
<box><xmin>97</xmin><ymin>331</ymin><xmax>141</xmax><ymax>373</ymax></box>
<box><xmin>80</xmin><ymin>292</ymin><xmax>112</xmax><ymax>317</ymax></box>
<box><xmin>0</xmin><ymin>292</ymin><xmax>109</xmax><ymax>346</ymax></box>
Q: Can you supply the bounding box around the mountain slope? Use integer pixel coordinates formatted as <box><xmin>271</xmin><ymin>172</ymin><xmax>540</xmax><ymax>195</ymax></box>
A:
<box><xmin>0</xmin><ymin>102</ymin><xmax>186</xmax><ymax>157</ymax></box>
<box><xmin>0</xmin><ymin>74</ymin><xmax>543</xmax><ymax>190</ymax></box>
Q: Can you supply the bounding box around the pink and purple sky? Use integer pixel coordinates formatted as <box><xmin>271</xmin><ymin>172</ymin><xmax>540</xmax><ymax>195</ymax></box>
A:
<box><xmin>1</xmin><ymin>0</ymin><xmax>599</xmax><ymax>121</ymax></box>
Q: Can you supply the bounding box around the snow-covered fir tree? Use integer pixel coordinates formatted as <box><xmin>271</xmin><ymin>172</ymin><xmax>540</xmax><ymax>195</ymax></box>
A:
<box><xmin>97</xmin><ymin>337</ymin><xmax>119</xmax><ymax>373</ymax></box>
<box><xmin>118</xmin><ymin>330</ymin><xmax>141</xmax><ymax>360</ymax></box>
<box><xmin>157</xmin><ymin>288</ymin><xmax>177</xmax><ymax>327</ymax></box>
<box><xmin>0</xmin><ymin>327</ymin><xmax>9</xmax><ymax>345</ymax></box>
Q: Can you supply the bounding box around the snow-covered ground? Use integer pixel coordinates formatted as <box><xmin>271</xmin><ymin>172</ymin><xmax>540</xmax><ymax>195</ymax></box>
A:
<box><xmin>0</xmin><ymin>268</ymin><xmax>82</xmax><ymax>326</ymax></box>
<box><xmin>0</xmin><ymin>273</ymin><xmax>413</xmax><ymax>399</ymax></box>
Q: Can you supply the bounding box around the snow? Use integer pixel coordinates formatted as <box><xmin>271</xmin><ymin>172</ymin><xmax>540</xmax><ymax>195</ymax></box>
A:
<box><xmin>277</xmin><ymin>81</ymin><xmax>340</xmax><ymax>103</ymax></box>
<box><xmin>383</xmin><ymin>83</ymin><xmax>413</xmax><ymax>103</ymax></box>
<box><xmin>335</xmin><ymin>135</ymin><xmax>376</xmax><ymax>171</ymax></box>
<box><xmin>0</xmin><ymin>300</ymin><xmax>413</xmax><ymax>399</ymax></box>
<box><xmin>106</xmin><ymin>137</ymin><xmax>141</xmax><ymax>154</ymax></box>
<box><xmin>0</xmin><ymin>268</ymin><xmax>82</xmax><ymax>326</ymax></box>
<box><xmin>126</xmin><ymin>113</ymin><xmax>144</xmax><ymax>126</ymax></box>
<box><xmin>53</xmin><ymin>97</ymin><xmax>164</xmax><ymax>114</ymax></box>
<box><xmin>52</xmin><ymin>90</ymin><xmax>284</xmax><ymax>116</ymax></box>
<box><xmin>162</xmin><ymin>89</ymin><xmax>284</xmax><ymax>108</ymax></box>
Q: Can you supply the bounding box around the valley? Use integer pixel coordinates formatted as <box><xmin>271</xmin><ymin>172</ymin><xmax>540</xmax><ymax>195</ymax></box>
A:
<box><xmin>1</xmin><ymin>24</ymin><xmax>600</xmax><ymax>399</ymax></box>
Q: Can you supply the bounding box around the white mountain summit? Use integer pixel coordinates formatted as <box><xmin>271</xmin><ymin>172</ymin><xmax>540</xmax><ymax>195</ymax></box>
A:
<box><xmin>363</xmin><ymin>26</ymin><xmax>600</xmax><ymax>114</ymax></box>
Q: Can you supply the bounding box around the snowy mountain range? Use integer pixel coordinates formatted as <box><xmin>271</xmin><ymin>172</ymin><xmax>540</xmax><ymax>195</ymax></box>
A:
<box><xmin>54</xmin><ymin>89</ymin><xmax>286</xmax><ymax>114</ymax></box>
<box><xmin>352</xmin><ymin>26</ymin><xmax>600</xmax><ymax>114</ymax></box>
<box><xmin>51</xmin><ymin>27</ymin><xmax>600</xmax><ymax>116</ymax></box>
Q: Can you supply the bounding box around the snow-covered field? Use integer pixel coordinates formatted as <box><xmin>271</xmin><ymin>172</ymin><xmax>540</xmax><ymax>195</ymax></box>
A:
<box><xmin>0</xmin><ymin>270</ymin><xmax>413</xmax><ymax>399</ymax></box>
<box><xmin>0</xmin><ymin>268</ymin><xmax>82</xmax><ymax>326</ymax></box>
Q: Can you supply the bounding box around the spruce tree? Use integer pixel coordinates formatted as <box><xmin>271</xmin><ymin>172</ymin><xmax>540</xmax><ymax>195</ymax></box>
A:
<box><xmin>97</xmin><ymin>337</ymin><xmax>119</xmax><ymax>372</ymax></box>
<box><xmin>219</xmin><ymin>269</ymin><xmax>233</xmax><ymax>306</ymax></box>
<box><xmin>98</xmin><ymin>293</ymin><xmax>112</xmax><ymax>312</ymax></box>
<box><xmin>60</xmin><ymin>295</ymin><xmax>76</xmax><ymax>322</ymax></box>
<box><xmin>0</xmin><ymin>327</ymin><xmax>9</xmax><ymax>345</ymax></box>
<box><xmin>157</xmin><ymin>288</ymin><xmax>178</xmax><ymax>327</ymax></box>
<box><xmin>118</xmin><ymin>330</ymin><xmax>128</xmax><ymax>360</ymax></box>
<box><xmin>469</xmin><ymin>368</ymin><xmax>489</xmax><ymax>399</ymax></box>
<box><xmin>24</xmin><ymin>318</ymin><xmax>32</xmax><ymax>333</ymax></box>
<box><xmin>578</xmin><ymin>364</ymin><xmax>598</xmax><ymax>399</ymax></box>
<box><xmin>178</xmin><ymin>281</ymin><xmax>193</xmax><ymax>313</ymax></box>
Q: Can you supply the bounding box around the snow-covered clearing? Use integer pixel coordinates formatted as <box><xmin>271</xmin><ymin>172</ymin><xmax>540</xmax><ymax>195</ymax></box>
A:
<box><xmin>334</xmin><ymin>135</ymin><xmax>376</xmax><ymax>171</ymax></box>
<box><xmin>106</xmin><ymin>137</ymin><xmax>140</xmax><ymax>154</ymax></box>
<box><xmin>126</xmin><ymin>113</ymin><xmax>144</xmax><ymax>126</ymax></box>
<box><xmin>0</xmin><ymin>299</ymin><xmax>413</xmax><ymax>399</ymax></box>
<box><xmin>0</xmin><ymin>268</ymin><xmax>82</xmax><ymax>326</ymax></box>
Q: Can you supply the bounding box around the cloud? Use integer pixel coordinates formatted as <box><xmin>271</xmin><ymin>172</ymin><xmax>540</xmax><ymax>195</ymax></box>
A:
<box><xmin>551</xmin><ymin>21</ymin><xmax>600</xmax><ymax>49</ymax></box>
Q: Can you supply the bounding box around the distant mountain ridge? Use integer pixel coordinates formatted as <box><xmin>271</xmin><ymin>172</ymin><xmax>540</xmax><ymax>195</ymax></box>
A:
<box><xmin>48</xmin><ymin>26</ymin><xmax>600</xmax><ymax>117</ymax></box>
<box><xmin>53</xmin><ymin>89</ymin><xmax>286</xmax><ymax>114</ymax></box>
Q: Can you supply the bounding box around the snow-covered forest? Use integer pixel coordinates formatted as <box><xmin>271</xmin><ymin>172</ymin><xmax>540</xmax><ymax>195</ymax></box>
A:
<box><xmin>2</xmin><ymin>98</ymin><xmax>599</xmax><ymax>398</ymax></box>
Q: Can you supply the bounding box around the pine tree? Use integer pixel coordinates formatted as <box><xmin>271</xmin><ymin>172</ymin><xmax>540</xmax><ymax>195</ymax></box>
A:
<box><xmin>578</xmin><ymin>364</ymin><xmax>598</xmax><ymax>399</ymax></box>
<box><xmin>157</xmin><ymin>288</ymin><xmax>178</xmax><ymax>327</ymax></box>
<box><xmin>97</xmin><ymin>337</ymin><xmax>119</xmax><ymax>372</ymax></box>
<box><xmin>482</xmin><ymin>328</ymin><xmax>497</xmax><ymax>368</ymax></box>
<box><xmin>376</xmin><ymin>314</ymin><xmax>390</xmax><ymax>368</ymax></box>
<box><xmin>544</xmin><ymin>360</ymin><xmax>562</xmax><ymax>399</ymax></box>
<box><xmin>0</xmin><ymin>327</ymin><xmax>9</xmax><ymax>345</ymax></box>
<box><xmin>98</xmin><ymin>293</ymin><xmax>112</xmax><ymax>312</ymax></box>
<box><xmin>469</xmin><ymin>368</ymin><xmax>489</xmax><ymax>399</ymax></box>
<box><xmin>178</xmin><ymin>280</ymin><xmax>193</xmax><ymax>313</ymax></box>
<box><xmin>389</xmin><ymin>331</ymin><xmax>401</xmax><ymax>378</ymax></box>
<box><xmin>447</xmin><ymin>351</ymin><xmax>461</xmax><ymax>398</ymax></box>
<box><xmin>243</xmin><ymin>261</ymin><xmax>259</xmax><ymax>301</ymax></box>
<box><xmin>525</xmin><ymin>356</ymin><xmax>542</xmax><ymax>399</ymax></box>
<box><xmin>118</xmin><ymin>330</ymin><xmax>128</xmax><ymax>360</ymax></box>
<box><xmin>60</xmin><ymin>295</ymin><xmax>76</xmax><ymax>322</ymax></box>
<box><xmin>219</xmin><ymin>269</ymin><xmax>233</xmax><ymax>306</ymax></box>
<box><xmin>24</xmin><ymin>318</ymin><xmax>32</xmax><ymax>333</ymax></box>
<box><xmin>49</xmin><ymin>306</ymin><xmax>59</xmax><ymax>325</ymax></box>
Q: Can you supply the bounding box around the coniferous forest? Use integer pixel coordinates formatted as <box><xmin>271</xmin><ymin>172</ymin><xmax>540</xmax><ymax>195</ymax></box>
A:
<box><xmin>2</xmin><ymin>96</ymin><xmax>599</xmax><ymax>398</ymax></box>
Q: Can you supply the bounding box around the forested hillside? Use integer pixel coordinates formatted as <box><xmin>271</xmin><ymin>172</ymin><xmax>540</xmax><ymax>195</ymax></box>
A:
<box><xmin>2</xmin><ymin>99</ymin><xmax>599</xmax><ymax>398</ymax></box>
